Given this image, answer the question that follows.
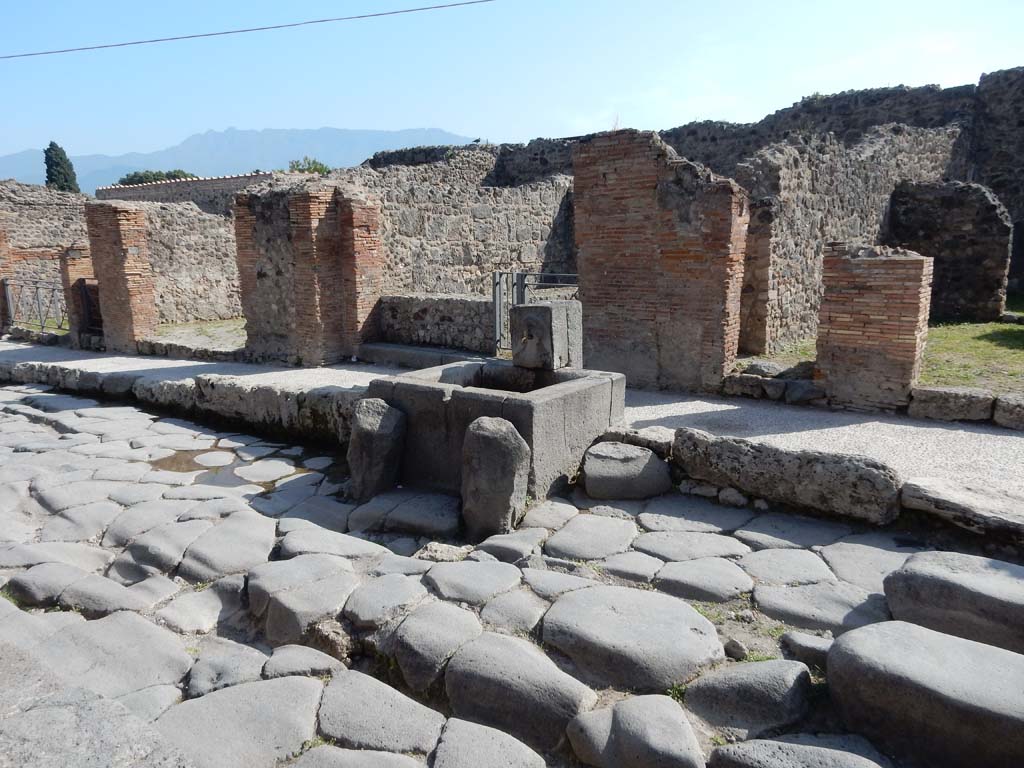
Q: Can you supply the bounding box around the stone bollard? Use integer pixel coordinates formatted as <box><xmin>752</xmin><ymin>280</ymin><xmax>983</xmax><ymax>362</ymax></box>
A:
<box><xmin>510</xmin><ymin>300</ymin><xmax>583</xmax><ymax>370</ymax></box>
<box><xmin>346</xmin><ymin>398</ymin><xmax>407</xmax><ymax>503</ymax></box>
<box><xmin>461</xmin><ymin>416</ymin><xmax>531</xmax><ymax>541</ymax></box>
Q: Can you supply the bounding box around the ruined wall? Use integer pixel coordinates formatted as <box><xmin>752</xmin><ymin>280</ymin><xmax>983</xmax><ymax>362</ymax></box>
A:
<box><xmin>377</xmin><ymin>293</ymin><xmax>495</xmax><ymax>353</ymax></box>
<box><xmin>96</xmin><ymin>173</ymin><xmax>273</xmax><ymax>216</ymax></box>
<box><xmin>0</xmin><ymin>180</ymin><xmax>88</xmax><ymax>249</ymax></box>
<box><xmin>573</xmin><ymin>130</ymin><xmax>748</xmax><ymax>391</ymax></box>
<box><xmin>816</xmin><ymin>244</ymin><xmax>932</xmax><ymax>411</ymax></box>
<box><xmin>887</xmin><ymin>180</ymin><xmax>1012</xmax><ymax>321</ymax></box>
<box><xmin>2</xmin><ymin>249</ymin><xmax>62</xmax><ymax>284</ymax></box>
<box><xmin>734</xmin><ymin>125</ymin><xmax>959</xmax><ymax>354</ymax></box>
<box><xmin>343</xmin><ymin>147</ymin><xmax>574</xmax><ymax>295</ymax></box>
<box><xmin>141</xmin><ymin>203</ymin><xmax>241</xmax><ymax>324</ymax></box>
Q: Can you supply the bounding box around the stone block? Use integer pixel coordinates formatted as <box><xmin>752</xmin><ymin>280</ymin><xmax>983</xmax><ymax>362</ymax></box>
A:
<box><xmin>908</xmin><ymin>386</ymin><xmax>995</xmax><ymax>421</ymax></box>
<box><xmin>510</xmin><ymin>300</ymin><xmax>582</xmax><ymax>370</ymax></box>
<box><xmin>722</xmin><ymin>373</ymin><xmax>765</xmax><ymax>399</ymax></box>
<box><xmin>993</xmin><ymin>393</ymin><xmax>1024</xmax><ymax>430</ymax></box>
<box><xmin>583</xmin><ymin>441</ymin><xmax>672</xmax><ymax>500</ymax></box>
<box><xmin>461</xmin><ymin>417</ymin><xmax>531</xmax><ymax>542</ymax></box>
<box><xmin>346</xmin><ymin>398</ymin><xmax>406</xmax><ymax>503</ymax></box>
<box><xmin>900</xmin><ymin>477</ymin><xmax>1024</xmax><ymax>540</ymax></box>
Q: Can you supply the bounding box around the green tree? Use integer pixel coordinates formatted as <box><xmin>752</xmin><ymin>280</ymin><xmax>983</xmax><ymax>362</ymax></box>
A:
<box><xmin>288</xmin><ymin>156</ymin><xmax>331</xmax><ymax>175</ymax></box>
<box><xmin>44</xmin><ymin>141</ymin><xmax>79</xmax><ymax>192</ymax></box>
<box><xmin>117</xmin><ymin>169</ymin><xmax>198</xmax><ymax>185</ymax></box>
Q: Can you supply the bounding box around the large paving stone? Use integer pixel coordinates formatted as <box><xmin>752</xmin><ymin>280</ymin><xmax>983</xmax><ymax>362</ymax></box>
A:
<box><xmin>424</xmin><ymin>560</ymin><xmax>522</xmax><ymax>604</ymax></box>
<box><xmin>265</xmin><ymin>570</ymin><xmax>361</xmax><ymax>646</ymax></box>
<box><xmin>819</xmin><ymin>532</ymin><xmax>924</xmax><ymax>594</ymax></box>
<box><xmin>278</xmin><ymin>528</ymin><xmax>390</xmax><ymax>562</ymax></box>
<box><xmin>829</xmin><ymin>620</ymin><xmax>1024</xmax><ymax>768</ymax></box>
<box><xmin>39</xmin><ymin>500</ymin><xmax>122</xmax><ymax>542</ymax></box>
<box><xmin>445</xmin><ymin>631</ymin><xmax>597</xmax><ymax>751</ymax></box>
<box><xmin>738</xmin><ymin>548</ymin><xmax>836</xmax><ymax>586</ymax></box>
<box><xmin>108</xmin><ymin>519</ymin><xmax>214</xmax><ymax>584</ymax></box>
<box><xmin>279</xmin><ymin>496</ymin><xmax>354</xmax><ymax>534</ymax></box>
<box><xmin>393</xmin><ymin>600</ymin><xmax>483</xmax><ymax>692</ymax></box>
<box><xmin>567</xmin><ymin>694</ymin><xmax>703</xmax><ymax>768</ymax></box>
<box><xmin>480</xmin><ymin>589</ymin><xmax>549</xmax><ymax>635</ymax></box>
<box><xmin>583</xmin><ymin>441</ymin><xmax>672</xmax><ymax>500</ymax></box>
<box><xmin>101</xmin><ymin>500</ymin><xmax>184</xmax><ymax>547</ymax></box>
<box><xmin>156</xmin><ymin>575</ymin><xmax>245</xmax><ymax>633</ymax></box>
<box><xmin>543</xmin><ymin>585</ymin><xmax>723</xmax><ymax>690</ymax></box>
<box><xmin>901</xmin><ymin>477</ymin><xmax>1024</xmax><ymax>539</ymax></box>
<box><xmin>685</xmin><ymin>660</ymin><xmax>811</xmax><ymax>738</ymax></box>
<box><xmin>246</xmin><ymin>554</ymin><xmax>353</xmax><ymax>618</ymax></box>
<box><xmin>520</xmin><ymin>498</ymin><xmax>577</xmax><ymax>530</ymax></box>
<box><xmin>262</xmin><ymin>644</ymin><xmax>345</xmax><ymax>679</ymax></box>
<box><xmin>233</xmin><ymin>458</ymin><xmax>296</xmax><ymax>483</ymax></box>
<box><xmin>632</xmin><ymin>531</ymin><xmax>750</xmax><ymax>562</ymax></box>
<box><xmin>521</xmin><ymin>567</ymin><xmax>599</xmax><ymax>598</ymax></box>
<box><xmin>156</xmin><ymin>676</ymin><xmax>322</xmax><ymax>768</ymax></box>
<box><xmin>434</xmin><ymin>718</ymin><xmax>545</xmax><ymax>768</ymax></box>
<box><xmin>733</xmin><ymin>513</ymin><xmax>852</xmax><ymax>550</ymax></box>
<box><xmin>476</xmin><ymin>527</ymin><xmax>549</xmax><ymax>562</ymax></box>
<box><xmin>884</xmin><ymin>550</ymin><xmax>1024</xmax><ymax>653</ymax></box>
<box><xmin>319</xmin><ymin>670</ymin><xmax>445</xmax><ymax>755</ymax></box>
<box><xmin>0</xmin><ymin>541</ymin><xmax>112</xmax><ymax>571</ymax></box>
<box><xmin>655</xmin><ymin>557</ymin><xmax>754</xmax><ymax>602</ymax></box>
<box><xmin>754</xmin><ymin>581</ymin><xmax>889</xmax><ymax>635</ymax></box>
<box><xmin>35</xmin><ymin>479</ymin><xmax>127</xmax><ymax>512</ymax></box>
<box><xmin>544</xmin><ymin>514</ymin><xmax>637</xmax><ymax>560</ymax></box>
<box><xmin>291</xmin><ymin>746</ymin><xmax>421</xmax><ymax>768</ymax></box>
<box><xmin>187</xmin><ymin>641</ymin><xmax>267</xmax><ymax>697</ymax></box>
<box><xmin>58</xmin><ymin>573</ymin><xmax>153</xmax><ymax>617</ymax></box>
<box><xmin>349</xmin><ymin>490</ymin><xmax>462</xmax><ymax>538</ymax></box>
<box><xmin>37</xmin><ymin>611</ymin><xmax>193</xmax><ymax>697</ymax></box>
<box><xmin>639</xmin><ymin>494</ymin><xmax>755</xmax><ymax>533</ymax></box>
<box><xmin>343</xmin><ymin>573</ymin><xmax>427</xmax><ymax>629</ymax></box>
<box><xmin>177</xmin><ymin>510</ymin><xmax>276</xmax><ymax>582</ymax></box>
<box><xmin>708</xmin><ymin>733</ymin><xmax>895</xmax><ymax>768</ymax></box>
<box><xmin>672</xmin><ymin>429</ymin><xmax>902</xmax><ymax>525</ymax></box>
<box><xmin>601</xmin><ymin>551</ymin><xmax>664</xmax><ymax>583</ymax></box>
<box><xmin>5</xmin><ymin>561</ymin><xmax>87</xmax><ymax>606</ymax></box>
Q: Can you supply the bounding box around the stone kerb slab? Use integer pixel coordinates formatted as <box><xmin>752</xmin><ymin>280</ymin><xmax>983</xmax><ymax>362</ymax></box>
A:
<box><xmin>367</xmin><ymin>359</ymin><xmax>625</xmax><ymax>498</ymax></box>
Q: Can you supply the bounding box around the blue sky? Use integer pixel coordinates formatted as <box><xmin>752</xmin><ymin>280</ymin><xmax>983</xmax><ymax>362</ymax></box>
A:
<box><xmin>2</xmin><ymin>0</ymin><xmax>1022</xmax><ymax>156</ymax></box>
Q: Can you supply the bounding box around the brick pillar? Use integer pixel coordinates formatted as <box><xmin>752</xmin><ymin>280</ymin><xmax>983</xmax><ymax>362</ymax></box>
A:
<box><xmin>573</xmin><ymin>130</ymin><xmax>748</xmax><ymax>391</ymax></box>
<box><xmin>339</xmin><ymin>195</ymin><xmax>384</xmax><ymax>356</ymax></box>
<box><xmin>816</xmin><ymin>243</ymin><xmax>933</xmax><ymax>410</ymax></box>
<box><xmin>0</xmin><ymin>229</ymin><xmax>11</xmax><ymax>328</ymax></box>
<box><xmin>85</xmin><ymin>202</ymin><xmax>158</xmax><ymax>354</ymax></box>
<box><xmin>59</xmin><ymin>243</ymin><xmax>94</xmax><ymax>347</ymax></box>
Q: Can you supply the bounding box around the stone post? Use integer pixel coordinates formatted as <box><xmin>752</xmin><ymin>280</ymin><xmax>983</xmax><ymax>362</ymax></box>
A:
<box><xmin>510</xmin><ymin>300</ymin><xmax>582</xmax><ymax>369</ymax></box>
<box><xmin>815</xmin><ymin>243</ymin><xmax>933</xmax><ymax>410</ymax></box>
<box><xmin>84</xmin><ymin>202</ymin><xmax>158</xmax><ymax>353</ymax></box>
<box><xmin>339</xmin><ymin>195</ymin><xmax>384</xmax><ymax>357</ymax></box>
<box><xmin>58</xmin><ymin>243</ymin><xmax>94</xmax><ymax>348</ymax></box>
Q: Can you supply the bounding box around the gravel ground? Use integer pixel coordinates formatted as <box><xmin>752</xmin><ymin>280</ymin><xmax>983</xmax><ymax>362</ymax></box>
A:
<box><xmin>625</xmin><ymin>389</ymin><xmax>1024</xmax><ymax>495</ymax></box>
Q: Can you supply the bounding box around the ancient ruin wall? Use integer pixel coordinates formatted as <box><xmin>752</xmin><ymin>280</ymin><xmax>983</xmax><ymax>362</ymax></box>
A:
<box><xmin>339</xmin><ymin>147</ymin><xmax>575</xmax><ymax>295</ymax></box>
<box><xmin>734</xmin><ymin>125</ymin><xmax>959</xmax><ymax>354</ymax></box>
<box><xmin>887</xmin><ymin>180</ymin><xmax>1012</xmax><ymax>321</ymax></box>
<box><xmin>96</xmin><ymin>173</ymin><xmax>273</xmax><ymax>216</ymax></box>
<box><xmin>0</xmin><ymin>180</ymin><xmax>88</xmax><ymax>249</ymax></box>
<box><xmin>377</xmin><ymin>293</ymin><xmax>495</xmax><ymax>353</ymax></box>
<box><xmin>141</xmin><ymin>203</ymin><xmax>241</xmax><ymax>324</ymax></box>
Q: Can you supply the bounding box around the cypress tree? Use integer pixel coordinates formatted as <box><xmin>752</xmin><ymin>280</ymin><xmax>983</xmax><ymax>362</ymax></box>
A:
<box><xmin>44</xmin><ymin>141</ymin><xmax>80</xmax><ymax>192</ymax></box>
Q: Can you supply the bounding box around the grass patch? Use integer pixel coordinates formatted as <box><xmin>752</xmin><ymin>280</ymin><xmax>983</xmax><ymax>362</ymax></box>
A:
<box><xmin>919</xmin><ymin>321</ymin><xmax>1024</xmax><ymax>394</ymax></box>
<box><xmin>741</xmin><ymin>651</ymin><xmax>780</xmax><ymax>662</ymax></box>
<box><xmin>0</xmin><ymin>587</ymin><xmax>20</xmax><ymax>607</ymax></box>
<box><xmin>666</xmin><ymin>683</ymin><xmax>687</xmax><ymax>703</ymax></box>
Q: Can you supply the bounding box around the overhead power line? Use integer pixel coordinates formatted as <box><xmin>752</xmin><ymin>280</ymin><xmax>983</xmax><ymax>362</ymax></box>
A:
<box><xmin>0</xmin><ymin>0</ymin><xmax>497</xmax><ymax>60</ymax></box>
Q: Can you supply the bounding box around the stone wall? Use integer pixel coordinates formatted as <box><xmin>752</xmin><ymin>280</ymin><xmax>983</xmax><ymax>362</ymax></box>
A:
<box><xmin>573</xmin><ymin>130</ymin><xmax>748</xmax><ymax>391</ymax></box>
<box><xmin>886</xmin><ymin>180</ymin><xmax>1012</xmax><ymax>321</ymax></box>
<box><xmin>0</xmin><ymin>180</ymin><xmax>88</xmax><ymax>249</ymax></box>
<box><xmin>96</xmin><ymin>173</ymin><xmax>273</xmax><ymax>216</ymax></box>
<box><xmin>816</xmin><ymin>244</ymin><xmax>932</xmax><ymax>411</ymax></box>
<box><xmin>1</xmin><ymin>249</ymin><xmax>62</xmax><ymax>284</ymax></box>
<box><xmin>142</xmin><ymin>203</ymin><xmax>241</xmax><ymax>324</ymax></box>
<box><xmin>734</xmin><ymin>125</ymin><xmax>959</xmax><ymax>354</ymax></box>
<box><xmin>377</xmin><ymin>293</ymin><xmax>495</xmax><ymax>353</ymax></box>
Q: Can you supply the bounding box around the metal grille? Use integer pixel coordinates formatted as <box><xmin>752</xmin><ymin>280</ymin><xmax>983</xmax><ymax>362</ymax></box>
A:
<box><xmin>493</xmin><ymin>271</ymin><xmax>579</xmax><ymax>351</ymax></box>
<box><xmin>2</xmin><ymin>279</ymin><xmax>69</xmax><ymax>332</ymax></box>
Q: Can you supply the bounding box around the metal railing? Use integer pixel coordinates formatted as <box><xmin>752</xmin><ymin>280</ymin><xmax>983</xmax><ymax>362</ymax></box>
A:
<box><xmin>493</xmin><ymin>271</ymin><xmax>579</xmax><ymax>350</ymax></box>
<box><xmin>1</xmin><ymin>278</ymin><xmax>69</xmax><ymax>333</ymax></box>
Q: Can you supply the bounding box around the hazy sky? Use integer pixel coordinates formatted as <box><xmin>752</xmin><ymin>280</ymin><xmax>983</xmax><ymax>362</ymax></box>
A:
<box><xmin>2</xmin><ymin>0</ymin><xmax>1022</xmax><ymax>156</ymax></box>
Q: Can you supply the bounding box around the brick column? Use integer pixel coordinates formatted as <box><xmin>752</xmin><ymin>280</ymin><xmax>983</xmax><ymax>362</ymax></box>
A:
<box><xmin>59</xmin><ymin>243</ymin><xmax>94</xmax><ymax>347</ymax></box>
<box><xmin>0</xmin><ymin>229</ymin><xmax>11</xmax><ymax>328</ymax></box>
<box><xmin>339</xmin><ymin>195</ymin><xmax>384</xmax><ymax>356</ymax></box>
<box><xmin>816</xmin><ymin>243</ymin><xmax>933</xmax><ymax>410</ymax></box>
<box><xmin>85</xmin><ymin>202</ymin><xmax>158</xmax><ymax>354</ymax></box>
<box><xmin>573</xmin><ymin>129</ymin><xmax>748</xmax><ymax>391</ymax></box>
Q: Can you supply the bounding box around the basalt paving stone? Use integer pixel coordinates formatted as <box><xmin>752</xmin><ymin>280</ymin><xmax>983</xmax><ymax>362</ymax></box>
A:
<box><xmin>279</xmin><ymin>496</ymin><xmax>354</xmax><ymax>534</ymax></box>
<box><xmin>369</xmin><ymin>554</ymin><xmax>434</xmax><ymax>577</ymax></box>
<box><xmin>262</xmin><ymin>644</ymin><xmax>345</xmax><ymax>679</ymax></box>
<box><xmin>475</xmin><ymin>528</ymin><xmax>549</xmax><ymax>562</ymax></box>
<box><xmin>130</xmin><ymin>574</ymin><xmax>180</xmax><ymax>605</ymax></box>
<box><xmin>251</xmin><ymin>484</ymin><xmax>318</xmax><ymax>516</ymax></box>
<box><xmin>543</xmin><ymin>514</ymin><xmax>638</xmax><ymax>560</ymax></box>
<box><xmin>424</xmin><ymin>560</ymin><xmax>522</xmax><ymax>605</ymax></box>
<box><xmin>108</xmin><ymin>482</ymin><xmax>172</xmax><ymax>506</ymax></box>
<box><xmin>754</xmin><ymin>581</ymin><xmax>890</xmax><ymax>635</ymax></box>
<box><xmin>445</xmin><ymin>631</ymin><xmax>597</xmax><ymax>752</ymax></box>
<box><xmin>343</xmin><ymin>573</ymin><xmax>428</xmax><ymax>629</ymax></box>
<box><xmin>639</xmin><ymin>494</ymin><xmax>757</xmax><ymax>533</ymax></box>
<box><xmin>655</xmin><ymin>557</ymin><xmax>755</xmax><ymax>602</ymax></box>
<box><xmin>265</xmin><ymin>570</ymin><xmax>361</xmax><ymax>646</ymax></box>
<box><xmin>234</xmin><ymin>445</ymin><xmax>278</xmax><ymax>461</ymax></box>
<box><xmin>36</xmin><ymin>480</ymin><xmax>130</xmax><ymax>512</ymax></box>
<box><xmin>393</xmin><ymin>600</ymin><xmax>483</xmax><ymax>692</ymax></box>
<box><xmin>733</xmin><ymin>513</ymin><xmax>853</xmax><ymax>551</ymax></box>
<box><xmin>36</xmin><ymin>611</ymin><xmax>193</xmax><ymax>698</ymax></box>
<box><xmin>116</xmin><ymin>684</ymin><xmax>184</xmax><ymax>723</ymax></box>
<box><xmin>600</xmin><ymin>550</ymin><xmax>664</xmax><ymax>582</ymax></box>
<box><xmin>291</xmin><ymin>747</ymin><xmax>422</xmax><ymax>768</ymax></box>
<box><xmin>278</xmin><ymin>528</ymin><xmax>390</xmax><ymax>562</ymax></box>
<box><xmin>302</xmin><ymin>456</ymin><xmax>334</xmax><ymax>471</ymax></box>
<box><xmin>521</xmin><ymin>567</ymin><xmax>599</xmax><ymax>598</ymax></box>
<box><xmin>58</xmin><ymin>573</ymin><xmax>154</xmax><ymax>617</ymax></box>
<box><xmin>187</xmin><ymin>641</ymin><xmax>268</xmax><ymax>698</ymax></box>
<box><xmin>820</xmin><ymin>532</ymin><xmax>926</xmax><ymax>595</ymax></box>
<box><xmin>738</xmin><ymin>548</ymin><xmax>837</xmax><ymax>586</ymax></box>
<box><xmin>177</xmin><ymin>510</ymin><xmax>276</xmax><ymax>583</ymax></box>
<box><xmin>5</xmin><ymin>561</ymin><xmax>87</xmax><ymax>606</ymax></box>
<box><xmin>39</xmin><ymin>500</ymin><xmax>123</xmax><ymax>543</ymax></box>
<box><xmin>780</xmin><ymin>631</ymin><xmax>833</xmax><ymax>671</ymax></box>
<box><xmin>0</xmin><ymin>541</ymin><xmax>113</xmax><ymax>571</ymax></box>
<box><xmin>520</xmin><ymin>498</ymin><xmax>578</xmax><ymax>530</ymax></box>
<box><xmin>632</xmin><ymin>531</ymin><xmax>751</xmax><ymax>562</ymax></box>
<box><xmin>319</xmin><ymin>670</ymin><xmax>445</xmax><ymax>755</ymax></box>
<box><xmin>246</xmin><ymin>554</ymin><xmax>354</xmax><ymax>618</ymax></box>
<box><xmin>543</xmin><ymin>585</ymin><xmax>724</xmax><ymax>690</ymax></box>
<box><xmin>433</xmin><ymin>718</ymin><xmax>546</xmax><ymax>768</ymax></box>
<box><xmin>102</xmin><ymin>500</ymin><xmax>189</xmax><ymax>547</ymax></box>
<box><xmin>178</xmin><ymin>496</ymin><xmax>252</xmax><ymax>521</ymax></box>
<box><xmin>156</xmin><ymin>575</ymin><xmax>245</xmax><ymax>634</ymax></box>
<box><xmin>480</xmin><ymin>588</ymin><xmax>549</xmax><ymax>635</ymax></box>
<box><xmin>275</xmin><ymin>472</ymin><xmax>324</xmax><ymax>490</ymax></box>
<box><xmin>708</xmin><ymin>734</ymin><xmax>895</xmax><ymax>768</ymax></box>
<box><xmin>108</xmin><ymin>519</ymin><xmax>214</xmax><ymax>584</ymax></box>
<box><xmin>234</xmin><ymin>459</ymin><xmax>296</xmax><ymax>483</ymax></box>
<box><xmin>156</xmin><ymin>676</ymin><xmax>323</xmax><ymax>768</ymax></box>
<box><xmin>92</xmin><ymin>461</ymin><xmax>152</xmax><ymax>482</ymax></box>
<box><xmin>142</xmin><ymin>469</ymin><xmax>203</xmax><ymax>486</ymax></box>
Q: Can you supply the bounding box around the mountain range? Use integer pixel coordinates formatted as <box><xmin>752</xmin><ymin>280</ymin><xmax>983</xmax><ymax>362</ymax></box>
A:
<box><xmin>0</xmin><ymin>127</ymin><xmax>474</xmax><ymax>193</ymax></box>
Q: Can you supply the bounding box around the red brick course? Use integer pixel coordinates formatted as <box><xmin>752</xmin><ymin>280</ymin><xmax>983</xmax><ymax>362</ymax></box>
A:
<box><xmin>572</xmin><ymin>130</ymin><xmax>749</xmax><ymax>391</ymax></box>
<box><xmin>58</xmin><ymin>244</ymin><xmax>94</xmax><ymax>346</ymax></box>
<box><xmin>816</xmin><ymin>243</ymin><xmax>933</xmax><ymax>410</ymax></box>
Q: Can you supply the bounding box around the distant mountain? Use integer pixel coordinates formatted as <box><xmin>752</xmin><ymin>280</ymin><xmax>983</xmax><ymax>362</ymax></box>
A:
<box><xmin>0</xmin><ymin>127</ymin><xmax>474</xmax><ymax>193</ymax></box>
